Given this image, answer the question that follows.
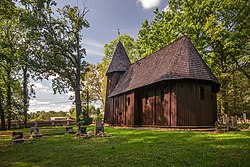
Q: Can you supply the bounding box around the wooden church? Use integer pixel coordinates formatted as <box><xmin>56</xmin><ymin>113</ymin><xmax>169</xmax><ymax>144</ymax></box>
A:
<box><xmin>104</xmin><ymin>36</ymin><xmax>220</xmax><ymax>127</ymax></box>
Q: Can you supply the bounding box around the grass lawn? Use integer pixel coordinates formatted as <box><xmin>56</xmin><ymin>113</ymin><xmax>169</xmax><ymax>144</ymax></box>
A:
<box><xmin>0</xmin><ymin>126</ymin><xmax>249</xmax><ymax>167</ymax></box>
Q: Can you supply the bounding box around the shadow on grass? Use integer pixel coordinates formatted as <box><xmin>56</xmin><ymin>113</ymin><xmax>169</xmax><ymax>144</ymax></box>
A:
<box><xmin>0</xmin><ymin>127</ymin><xmax>249</xmax><ymax>167</ymax></box>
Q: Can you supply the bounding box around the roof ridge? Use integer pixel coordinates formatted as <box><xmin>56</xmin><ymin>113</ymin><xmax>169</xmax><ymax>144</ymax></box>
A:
<box><xmin>132</xmin><ymin>36</ymin><xmax>185</xmax><ymax>66</ymax></box>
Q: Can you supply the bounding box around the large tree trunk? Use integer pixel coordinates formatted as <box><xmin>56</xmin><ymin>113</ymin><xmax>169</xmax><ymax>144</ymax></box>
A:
<box><xmin>0</xmin><ymin>89</ymin><xmax>6</xmax><ymax>131</ymax></box>
<box><xmin>220</xmin><ymin>77</ymin><xmax>228</xmax><ymax>114</ymax></box>
<box><xmin>23</xmin><ymin>65</ymin><xmax>29</xmax><ymax>128</ymax></box>
<box><xmin>75</xmin><ymin>68</ymin><xmax>82</xmax><ymax>123</ymax></box>
<box><xmin>75</xmin><ymin>31</ymin><xmax>83</xmax><ymax>124</ymax></box>
<box><xmin>6</xmin><ymin>69</ymin><xmax>12</xmax><ymax>129</ymax></box>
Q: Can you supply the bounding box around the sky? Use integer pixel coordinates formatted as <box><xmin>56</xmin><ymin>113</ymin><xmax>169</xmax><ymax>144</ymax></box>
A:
<box><xmin>29</xmin><ymin>0</ymin><xmax>169</xmax><ymax>112</ymax></box>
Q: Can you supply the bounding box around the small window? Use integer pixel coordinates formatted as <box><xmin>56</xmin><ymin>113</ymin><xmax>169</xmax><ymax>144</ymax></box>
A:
<box><xmin>200</xmin><ymin>86</ymin><xmax>204</xmax><ymax>100</ymax></box>
<box><xmin>145</xmin><ymin>93</ymin><xmax>149</xmax><ymax>105</ymax></box>
<box><xmin>127</xmin><ymin>97</ymin><xmax>130</xmax><ymax>106</ymax></box>
<box><xmin>160</xmin><ymin>89</ymin><xmax>164</xmax><ymax>102</ymax></box>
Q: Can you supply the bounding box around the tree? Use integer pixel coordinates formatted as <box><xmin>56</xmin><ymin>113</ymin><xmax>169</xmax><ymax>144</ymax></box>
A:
<box><xmin>136</xmin><ymin>0</ymin><xmax>250</xmax><ymax>115</ymax></box>
<box><xmin>0</xmin><ymin>70</ymin><xmax>6</xmax><ymax>130</ymax></box>
<box><xmin>25</xmin><ymin>1</ymin><xmax>90</xmax><ymax>123</ymax></box>
<box><xmin>81</xmin><ymin>64</ymin><xmax>104</xmax><ymax>111</ymax></box>
<box><xmin>103</xmin><ymin>34</ymin><xmax>139</xmax><ymax>64</ymax></box>
<box><xmin>0</xmin><ymin>10</ymin><xmax>23</xmax><ymax>129</ymax></box>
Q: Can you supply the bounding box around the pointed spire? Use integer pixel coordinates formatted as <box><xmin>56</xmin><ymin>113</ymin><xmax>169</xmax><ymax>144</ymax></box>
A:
<box><xmin>106</xmin><ymin>41</ymin><xmax>131</xmax><ymax>75</ymax></box>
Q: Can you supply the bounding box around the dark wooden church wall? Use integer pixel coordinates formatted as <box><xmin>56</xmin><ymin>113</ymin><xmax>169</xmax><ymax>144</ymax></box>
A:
<box><xmin>112</xmin><ymin>96</ymin><xmax>118</xmax><ymax>125</ymax></box>
<box><xmin>111</xmin><ymin>80</ymin><xmax>217</xmax><ymax>127</ymax></box>
<box><xmin>199</xmin><ymin>83</ymin><xmax>211</xmax><ymax>126</ymax></box>
<box><xmin>104</xmin><ymin>98</ymin><xmax>112</xmax><ymax>124</ymax></box>
<box><xmin>106</xmin><ymin>72</ymin><xmax>125</xmax><ymax>96</ymax></box>
<box><xmin>175</xmin><ymin>80</ymin><xmax>216</xmax><ymax>126</ymax></box>
<box><xmin>125</xmin><ymin>92</ymin><xmax>135</xmax><ymax>126</ymax></box>
<box><xmin>155</xmin><ymin>82</ymin><xmax>171</xmax><ymax>126</ymax></box>
<box><xmin>105</xmin><ymin>71</ymin><xmax>125</xmax><ymax>124</ymax></box>
<box><xmin>175</xmin><ymin>80</ymin><xmax>197</xmax><ymax>126</ymax></box>
<box><xmin>141</xmin><ymin>89</ymin><xmax>154</xmax><ymax>125</ymax></box>
<box><xmin>170</xmin><ymin>82</ymin><xmax>177</xmax><ymax>126</ymax></box>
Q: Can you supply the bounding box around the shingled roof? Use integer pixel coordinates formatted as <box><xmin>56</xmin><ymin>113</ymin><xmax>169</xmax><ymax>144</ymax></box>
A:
<box><xmin>106</xmin><ymin>41</ymin><xmax>131</xmax><ymax>75</ymax></box>
<box><xmin>109</xmin><ymin>36</ymin><xmax>219</xmax><ymax>97</ymax></box>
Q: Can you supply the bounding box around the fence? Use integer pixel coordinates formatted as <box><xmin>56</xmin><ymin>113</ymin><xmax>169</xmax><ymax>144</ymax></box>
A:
<box><xmin>0</xmin><ymin>119</ymin><xmax>77</xmax><ymax>129</ymax></box>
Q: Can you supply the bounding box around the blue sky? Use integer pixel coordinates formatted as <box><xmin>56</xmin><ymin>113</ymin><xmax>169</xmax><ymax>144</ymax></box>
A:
<box><xmin>29</xmin><ymin>0</ymin><xmax>169</xmax><ymax>112</ymax></box>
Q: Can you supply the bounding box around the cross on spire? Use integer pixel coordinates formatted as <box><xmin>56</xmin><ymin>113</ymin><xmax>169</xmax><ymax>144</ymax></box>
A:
<box><xmin>117</xmin><ymin>28</ymin><xmax>120</xmax><ymax>37</ymax></box>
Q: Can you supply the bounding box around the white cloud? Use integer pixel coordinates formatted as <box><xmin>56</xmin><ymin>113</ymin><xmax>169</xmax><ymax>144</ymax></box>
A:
<box><xmin>138</xmin><ymin>0</ymin><xmax>161</xmax><ymax>9</ymax></box>
<box><xmin>81</xmin><ymin>38</ymin><xmax>104</xmax><ymax>57</ymax></box>
<box><xmin>83</xmin><ymin>38</ymin><xmax>104</xmax><ymax>48</ymax></box>
<box><xmin>29</xmin><ymin>79</ymin><xmax>74</xmax><ymax>112</ymax></box>
<box><xmin>29</xmin><ymin>98</ymin><xmax>72</xmax><ymax>112</ymax></box>
<box><xmin>33</xmin><ymin>83</ymin><xmax>45</xmax><ymax>89</ymax></box>
<box><xmin>86</xmin><ymin>49</ymin><xmax>104</xmax><ymax>57</ymax></box>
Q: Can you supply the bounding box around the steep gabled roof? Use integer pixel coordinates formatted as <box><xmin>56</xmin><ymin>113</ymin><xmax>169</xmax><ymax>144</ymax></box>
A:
<box><xmin>110</xmin><ymin>36</ymin><xmax>219</xmax><ymax>97</ymax></box>
<box><xmin>106</xmin><ymin>41</ymin><xmax>131</xmax><ymax>75</ymax></box>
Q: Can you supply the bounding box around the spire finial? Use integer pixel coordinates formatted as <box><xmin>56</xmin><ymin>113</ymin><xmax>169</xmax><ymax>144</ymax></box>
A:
<box><xmin>117</xmin><ymin>28</ymin><xmax>120</xmax><ymax>37</ymax></box>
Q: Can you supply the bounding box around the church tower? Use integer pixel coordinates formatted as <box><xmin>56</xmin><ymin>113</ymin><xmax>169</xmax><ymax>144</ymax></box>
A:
<box><xmin>104</xmin><ymin>41</ymin><xmax>130</xmax><ymax>124</ymax></box>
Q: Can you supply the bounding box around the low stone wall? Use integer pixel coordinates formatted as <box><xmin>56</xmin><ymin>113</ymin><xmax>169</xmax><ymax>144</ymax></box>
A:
<box><xmin>1</xmin><ymin>119</ymin><xmax>77</xmax><ymax>129</ymax></box>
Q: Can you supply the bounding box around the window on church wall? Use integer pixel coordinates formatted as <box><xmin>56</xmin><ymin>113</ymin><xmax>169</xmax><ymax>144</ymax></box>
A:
<box><xmin>160</xmin><ymin>89</ymin><xmax>164</xmax><ymax>102</ymax></box>
<box><xmin>145</xmin><ymin>92</ymin><xmax>149</xmax><ymax>105</ymax></box>
<box><xmin>127</xmin><ymin>97</ymin><xmax>130</xmax><ymax>106</ymax></box>
<box><xmin>200</xmin><ymin>86</ymin><xmax>205</xmax><ymax>100</ymax></box>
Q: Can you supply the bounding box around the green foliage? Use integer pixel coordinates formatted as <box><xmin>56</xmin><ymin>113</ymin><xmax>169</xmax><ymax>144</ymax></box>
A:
<box><xmin>28</xmin><ymin>111</ymin><xmax>69</xmax><ymax>120</ymax></box>
<box><xmin>103</xmin><ymin>34</ymin><xmax>139</xmax><ymax>65</ymax></box>
<box><xmin>91</xmin><ymin>107</ymin><xmax>103</xmax><ymax>121</ymax></box>
<box><xmin>79</xmin><ymin>111</ymin><xmax>92</xmax><ymax>125</ymax></box>
<box><xmin>68</xmin><ymin>107</ymin><xmax>76</xmax><ymax>119</ymax></box>
<box><xmin>136</xmin><ymin>0</ymin><xmax>250</xmax><ymax>115</ymax></box>
<box><xmin>81</xmin><ymin>64</ymin><xmax>103</xmax><ymax>109</ymax></box>
<box><xmin>0</xmin><ymin>127</ymin><xmax>249</xmax><ymax>166</ymax></box>
<box><xmin>0</xmin><ymin>3</ymin><xmax>31</xmax><ymax>128</ymax></box>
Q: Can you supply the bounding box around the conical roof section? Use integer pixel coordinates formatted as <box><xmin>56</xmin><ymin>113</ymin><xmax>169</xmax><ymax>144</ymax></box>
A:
<box><xmin>109</xmin><ymin>36</ymin><xmax>219</xmax><ymax>97</ymax></box>
<box><xmin>106</xmin><ymin>41</ymin><xmax>131</xmax><ymax>75</ymax></box>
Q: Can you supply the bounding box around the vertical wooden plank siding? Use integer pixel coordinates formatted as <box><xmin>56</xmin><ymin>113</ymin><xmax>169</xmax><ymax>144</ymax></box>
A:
<box><xmin>105</xmin><ymin>72</ymin><xmax>125</xmax><ymax>124</ymax></box>
<box><xmin>170</xmin><ymin>81</ymin><xmax>177</xmax><ymax>126</ymax></box>
<box><xmin>125</xmin><ymin>92</ymin><xmax>134</xmax><ymax>125</ymax></box>
<box><xmin>175</xmin><ymin>80</ymin><xmax>217</xmax><ymax>126</ymax></box>
<box><xmin>142</xmin><ymin>89</ymin><xmax>154</xmax><ymax>125</ymax></box>
<box><xmin>110</xmin><ymin>80</ymin><xmax>217</xmax><ymax>127</ymax></box>
<box><xmin>155</xmin><ymin>83</ymin><xmax>170</xmax><ymax>126</ymax></box>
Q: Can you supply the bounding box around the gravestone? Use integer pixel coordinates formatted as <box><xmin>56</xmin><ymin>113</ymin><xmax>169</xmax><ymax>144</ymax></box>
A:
<box><xmin>30</xmin><ymin>122</ymin><xmax>42</xmax><ymax>138</ymax></box>
<box><xmin>12</xmin><ymin>132</ymin><xmax>23</xmax><ymax>140</ymax></box>
<box><xmin>78</xmin><ymin>126</ymin><xmax>87</xmax><ymax>134</ymax></box>
<box><xmin>12</xmin><ymin>132</ymin><xmax>24</xmax><ymax>144</ymax></box>
<box><xmin>222</xmin><ymin>114</ymin><xmax>228</xmax><ymax>124</ymax></box>
<box><xmin>95</xmin><ymin>119</ymin><xmax>104</xmax><ymax>135</ymax></box>
<box><xmin>243</xmin><ymin>112</ymin><xmax>247</xmax><ymax>121</ymax></box>
<box><xmin>231</xmin><ymin>116</ymin><xmax>237</xmax><ymax>127</ymax></box>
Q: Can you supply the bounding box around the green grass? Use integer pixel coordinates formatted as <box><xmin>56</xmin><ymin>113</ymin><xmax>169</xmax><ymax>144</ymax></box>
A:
<box><xmin>0</xmin><ymin>126</ymin><xmax>249</xmax><ymax>167</ymax></box>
